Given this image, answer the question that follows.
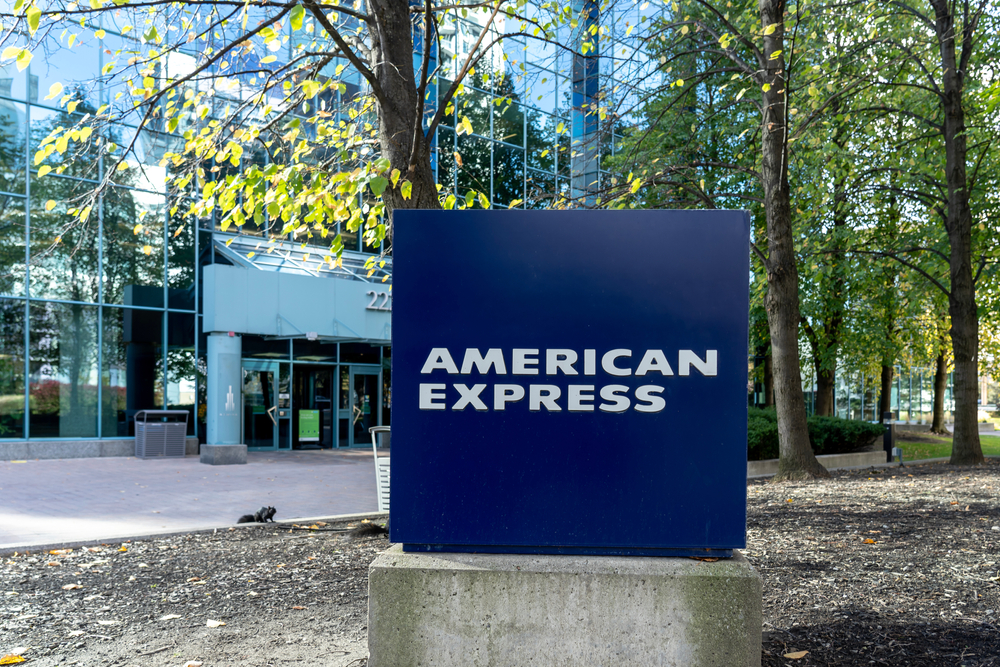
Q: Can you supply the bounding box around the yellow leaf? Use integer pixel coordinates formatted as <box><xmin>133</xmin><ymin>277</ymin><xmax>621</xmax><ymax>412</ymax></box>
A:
<box><xmin>0</xmin><ymin>656</ymin><xmax>26</xmax><ymax>665</ymax></box>
<box><xmin>863</xmin><ymin>538</ymin><xmax>876</xmax><ymax>544</ymax></box>
<box><xmin>95</xmin><ymin>29</ymin><xmax>106</xmax><ymax>39</ymax></box>
<box><xmin>1</xmin><ymin>46</ymin><xmax>21</xmax><ymax>61</ymax></box>
<box><xmin>45</xmin><ymin>200</ymin><xmax>56</xmax><ymax>211</ymax></box>
<box><xmin>261</xmin><ymin>55</ymin><xmax>277</xmax><ymax>64</ymax></box>
<box><xmin>453</xmin><ymin>151</ymin><xmax>463</xmax><ymax>168</ymax></box>
<box><xmin>37</xmin><ymin>165</ymin><xmax>51</xmax><ymax>177</ymax></box>
<box><xmin>764</xmin><ymin>23</ymin><xmax>779</xmax><ymax>35</ymax></box>
<box><xmin>680</xmin><ymin>25</ymin><xmax>689</xmax><ymax>35</ymax></box>
<box><xmin>142</xmin><ymin>245</ymin><xmax>153</xmax><ymax>255</ymax></box>
<box><xmin>783</xmin><ymin>651</ymin><xmax>808</xmax><ymax>659</ymax></box>
<box><xmin>15</xmin><ymin>49</ymin><xmax>32</xmax><ymax>72</ymax></box>
<box><xmin>133</xmin><ymin>224</ymin><xmax>143</xmax><ymax>234</ymax></box>
<box><xmin>44</xmin><ymin>82</ymin><xmax>64</xmax><ymax>100</ymax></box>
<box><xmin>117</xmin><ymin>161</ymin><xmax>129</xmax><ymax>172</ymax></box>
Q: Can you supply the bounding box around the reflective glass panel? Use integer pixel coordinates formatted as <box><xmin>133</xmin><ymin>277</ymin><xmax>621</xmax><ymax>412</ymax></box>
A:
<box><xmin>0</xmin><ymin>98</ymin><xmax>26</xmax><ymax>195</ymax></box>
<box><xmin>167</xmin><ymin>311</ymin><xmax>195</xmax><ymax>435</ymax></box>
<box><xmin>167</xmin><ymin>210</ymin><xmax>196</xmax><ymax>310</ymax></box>
<box><xmin>28</xmin><ymin>178</ymin><xmax>100</xmax><ymax>302</ymax></box>
<box><xmin>0</xmin><ymin>196</ymin><xmax>26</xmax><ymax>296</ymax></box>
<box><xmin>32</xmin><ymin>32</ymin><xmax>101</xmax><ymax>112</ymax></box>
<box><xmin>0</xmin><ymin>298</ymin><xmax>25</xmax><ymax>439</ymax></box>
<box><xmin>492</xmin><ymin>143</ymin><xmax>523</xmax><ymax>208</ymax></box>
<box><xmin>29</xmin><ymin>301</ymin><xmax>98</xmax><ymax>438</ymax></box>
<box><xmin>30</xmin><ymin>106</ymin><xmax>101</xmax><ymax>182</ymax></box>
<box><xmin>102</xmin><ymin>187</ymin><xmax>165</xmax><ymax>306</ymax></box>
<box><xmin>0</xmin><ymin>60</ymin><xmax>28</xmax><ymax>101</ymax></box>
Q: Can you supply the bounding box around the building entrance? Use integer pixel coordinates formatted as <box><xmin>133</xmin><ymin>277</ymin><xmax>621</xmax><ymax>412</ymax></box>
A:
<box><xmin>339</xmin><ymin>366</ymin><xmax>381</xmax><ymax>447</ymax></box>
<box><xmin>242</xmin><ymin>360</ymin><xmax>291</xmax><ymax>450</ymax></box>
<box><xmin>292</xmin><ymin>365</ymin><xmax>335</xmax><ymax>449</ymax></box>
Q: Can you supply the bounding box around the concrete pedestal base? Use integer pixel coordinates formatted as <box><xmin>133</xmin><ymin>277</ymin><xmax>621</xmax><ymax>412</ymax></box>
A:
<box><xmin>199</xmin><ymin>444</ymin><xmax>247</xmax><ymax>465</ymax></box>
<box><xmin>369</xmin><ymin>545</ymin><xmax>761</xmax><ymax>667</ymax></box>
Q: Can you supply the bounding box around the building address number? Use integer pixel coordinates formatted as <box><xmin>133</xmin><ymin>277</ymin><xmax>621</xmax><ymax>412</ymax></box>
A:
<box><xmin>366</xmin><ymin>290</ymin><xmax>392</xmax><ymax>311</ymax></box>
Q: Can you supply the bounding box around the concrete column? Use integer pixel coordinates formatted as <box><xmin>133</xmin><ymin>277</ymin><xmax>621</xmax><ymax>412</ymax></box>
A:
<box><xmin>202</xmin><ymin>333</ymin><xmax>246</xmax><ymax>464</ymax></box>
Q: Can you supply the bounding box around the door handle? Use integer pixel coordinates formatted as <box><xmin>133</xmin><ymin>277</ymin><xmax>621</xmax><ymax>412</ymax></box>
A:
<box><xmin>266</xmin><ymin>406</ymin><xmax>278</xmax><ymax>425</ymax></box>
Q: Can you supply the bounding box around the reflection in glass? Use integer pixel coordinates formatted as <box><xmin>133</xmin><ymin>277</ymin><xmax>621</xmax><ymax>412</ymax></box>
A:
<box><xmin>103</xmin><ymin>187</ymin><xmax>165</xmax><ymax>305</ymax></box>
<box><xmin>0</xmin><ymin>97</ymin><xmax>26</xmax><ymax>195</ymax></box>
<box><xmin>32</xmin><ymin>33</ymin><xmax>101</xmax><ymax>113</ymax></box>
<box><xmin>30</xmin><ymin>106</ymin><xmax>101</xmax><ymax>182</ymax></box>
<box><xmin>0</xmin><ymin>299</ymin><xmax>25</xmax><ymax>439</ymax></box>
<box><xmin>102</xmin><ymin>306</ymin><xmax>165</xmax><ymax>436</ymax></box>
<box><xmin>168</xmin><ymin>209</ymin><xmax>196</xmax><ymax>310</ymax></box>
<box><xmin>0</xmin><ymin>196</ymin><xmax>26</xmax><ymax>296</ymax></box>
<box><xmin>28</xmin><ymin>178</ymin><xmax>100</xmax><ymax>303</ymax></box>
<box><xmin>29</xmin><ymin>301</ymin><xmax>98</xmax><ymax>438</ymax></box>
<box><xmin>167</xmin><ymin>312</ymin><xmax>195</xmax><ymax>435</ymax></box>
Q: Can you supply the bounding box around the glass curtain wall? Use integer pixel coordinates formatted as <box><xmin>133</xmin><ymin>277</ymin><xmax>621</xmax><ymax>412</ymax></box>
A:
<box><xmin>0</xmin><ymin>26</ymin><xmax>197</xmax><ymax>441</ymax></box>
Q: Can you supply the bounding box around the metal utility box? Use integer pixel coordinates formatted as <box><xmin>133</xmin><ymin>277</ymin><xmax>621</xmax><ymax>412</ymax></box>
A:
<box><xmin>135</xmin><ymin>410</ymin><xmax>190</xmax><ymax>459</ymax></box>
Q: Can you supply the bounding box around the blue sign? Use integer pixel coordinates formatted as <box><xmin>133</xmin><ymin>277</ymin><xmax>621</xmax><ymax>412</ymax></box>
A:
<box><xmin>391</xmin><ymin>210</ymin><xmax>750</xmax><ymax>556</ymax></box>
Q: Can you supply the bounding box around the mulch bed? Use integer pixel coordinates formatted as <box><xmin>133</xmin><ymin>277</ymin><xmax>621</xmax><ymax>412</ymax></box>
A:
<box><xmin>2</xmin><ymin>460</ymin><xmax>998</xmax><ymax>666</ymax></box>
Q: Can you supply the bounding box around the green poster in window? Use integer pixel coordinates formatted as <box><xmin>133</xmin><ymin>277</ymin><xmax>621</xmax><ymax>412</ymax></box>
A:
<box><xmin>299</xmin><ymin>409</ymin><xmax>320</xmax><ymax>442</ymax></box>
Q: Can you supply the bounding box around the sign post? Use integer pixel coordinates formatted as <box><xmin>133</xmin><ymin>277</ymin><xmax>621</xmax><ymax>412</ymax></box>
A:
<box><xmin>369</xmin><ymin>210</ymin><xmax>761</xmax><ymax>666</ymax></box>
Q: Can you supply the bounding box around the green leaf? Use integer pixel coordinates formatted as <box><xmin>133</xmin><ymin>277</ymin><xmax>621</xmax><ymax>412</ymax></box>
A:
<box><xmin>27</xmin><ymin>5</ymin><xmax>40</xmax><ymax>35</ymax></box>
<box><xmin>400</xmin><ymin>181</ymin><xmax>412</xmax><ymax>200</ymax></box>
<box><xmin>369</xmin><ymin>176</ymin><xmax>388</xmax><ymax>197</ymax></box>
<box><xmin>477</xmin><ymin>192</ymin><xmax>490</xmax><ymax>209</ymax></box>
<box><xmin>290</xmin><ymin>4</ymin><xmax>304</xmax><ymax>31</ymax></box>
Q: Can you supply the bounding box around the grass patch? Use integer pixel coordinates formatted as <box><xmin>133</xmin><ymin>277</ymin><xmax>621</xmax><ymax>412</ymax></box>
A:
<box><xmin>896</xmin><ymin>432</ymin><xmax>1000</xmax><ymax>460</ymax></box>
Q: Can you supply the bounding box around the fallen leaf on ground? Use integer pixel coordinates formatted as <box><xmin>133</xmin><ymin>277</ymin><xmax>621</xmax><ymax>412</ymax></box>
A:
<box><xmin>783</xmin><ymin>650</ymin><xmax>809</xmax><ymax>659</ymax></box>
<box><xmin>62</xmin><ymin>583</ymin><xmax>83</xmax><ymax>590</ymax></box>
<box><xmin>49</xmin><ymin>549</ymin><xmax>72</xmax><ymax>555</ymax></box>
<box><xmin>182</xmin><ymin>662</ymin><xmax>203</xmax><ymax>666</ymax></box>
<box><xmin>291</xmin><ymin>606</ymin><xmax>306</xmax><ymax>610</ymax></box>
<box><xmin>97</xmin><ymin>620</ymin><xmax>119</xmax><ymax>625</ymax></box>
<box><xmin>0</xmin><ymin>656</ymin><xmax>26</xmax><ymax>665</ymax></box>
<box><xmin>68</xmin><ymin>630</ymin><xmax>85</xmax><ymax>637</ymax></box>
<box><xmin>186</xmin><ymin>577</ymin><xmax>201</xmax><ymax>582</ymax></box>
<box><xmin>863</xmin><ymin>538</ymin><xmax>876</xmax><ymax>544</ymax></box>
<box><xmin>206</xmin><ymin>619</ymin><xmax>225</xmax><ymax>627</ymax></box>
<box><xmin>159</xmin><ymin>614</ymin><xmax>182</xmax><ymax>621</ymax></box>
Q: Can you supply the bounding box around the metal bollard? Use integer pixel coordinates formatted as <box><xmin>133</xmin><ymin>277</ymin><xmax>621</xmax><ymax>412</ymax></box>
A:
<box><xmin>882</xmin><ymin>411</ymin><xmax>895</xmax><ymax>463</ymax></box>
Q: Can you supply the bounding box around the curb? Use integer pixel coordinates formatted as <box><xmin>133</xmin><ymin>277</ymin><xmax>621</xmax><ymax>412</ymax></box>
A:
<box><xmin>0</xmin><ymin>511</ymin><xmax>390</xmax><ymax>556</ymax></box>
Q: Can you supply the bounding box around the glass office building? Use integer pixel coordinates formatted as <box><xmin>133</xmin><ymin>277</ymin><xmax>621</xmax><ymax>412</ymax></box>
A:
<box><xmin>0</xmin><ymin>4</ymin><xmax>647</xmax><ymax>457</ymax></box>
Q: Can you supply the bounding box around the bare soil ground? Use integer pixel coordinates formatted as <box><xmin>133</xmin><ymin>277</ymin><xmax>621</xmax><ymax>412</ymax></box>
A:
<box><xmin>2</xmin><ymin>460</ymin><xmax>999</xmax><ymax>666</ymax></box>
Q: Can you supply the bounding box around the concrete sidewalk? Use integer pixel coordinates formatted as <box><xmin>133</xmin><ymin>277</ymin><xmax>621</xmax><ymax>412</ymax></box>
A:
<box><xmin>0</xmin><ymin>449</ymin><xmax>379</xmax><ymax>552</ymax></box>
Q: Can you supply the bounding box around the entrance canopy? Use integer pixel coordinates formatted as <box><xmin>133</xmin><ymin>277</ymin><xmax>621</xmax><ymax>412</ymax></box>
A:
<box><xmin>203</xmin><ymin>236</ymin><xmax>392</xmax><ymax>345</ymax></box>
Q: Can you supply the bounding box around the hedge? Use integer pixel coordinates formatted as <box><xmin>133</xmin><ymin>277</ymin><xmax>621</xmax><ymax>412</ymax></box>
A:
<box><xmin>747</xmin><ymin>407</ymin><xmax>885</xmax><ymax>461</ymax></box>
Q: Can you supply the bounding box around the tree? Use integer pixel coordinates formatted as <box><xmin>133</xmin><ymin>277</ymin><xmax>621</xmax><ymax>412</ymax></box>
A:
<box><xmin>861</xmin><ymin>0</ymin><xmax>1000</xmax><ymax>464</ymax></box>
<box><xmin>0</xmin><ymin>0</ymin><xmax>577</xmax><ymax>259</ymax></box>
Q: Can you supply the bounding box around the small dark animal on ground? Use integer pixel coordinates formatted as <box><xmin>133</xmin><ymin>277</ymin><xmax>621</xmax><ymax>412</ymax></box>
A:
<box><xmin>348</xmin><ymin>522</ymin><xmax>388</xmax><ymax>538</ymax></box>
<box><xmin>237</xmin><ymin>506</ymin><xmax>277</xmax><ymax>523</ymax></box>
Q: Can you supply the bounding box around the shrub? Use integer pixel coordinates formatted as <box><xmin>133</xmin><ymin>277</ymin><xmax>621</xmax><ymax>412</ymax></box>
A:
<box><xmin>747</xmin><ymin>407</ymin><xmax>884</xmax><ymax>460</ymax></box>
<box><xmin>747</xmin><ymin>407</ymin><xmax>779</xmax><ymax>461</ymax></box>
<box><xmin>807</xmin><ymin>416</ymin><xmax>884</xmax><ymax>455</ymax></box>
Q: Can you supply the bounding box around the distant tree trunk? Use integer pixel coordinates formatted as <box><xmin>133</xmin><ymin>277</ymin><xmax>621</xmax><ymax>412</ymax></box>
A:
<box><xmin>931</xmin><ymin>349</ymin><xmax>948</xmax><ymax>434</ymax></box>
<box><xmin>930</xmin><ymin>0</ymin><xmax>983</xmax><ymax>465</ymax></box>
<box><xmin>763</xmin><ymin>352</ymin><xmax>774</xmax><ymax>407</ymax></box>
<box><xmin>760</xmin><ymin>0</ymin><xmax>827</xmax><ymax>480</ymax></box>
<box><xmin>814</xmin><ymin>364</ymin><xmax>835</xmax><ymax>416</ymax></box>
<box><xmin>879</xmin><ymin>364</ymin><xmax>893</xmax><ymax>422</ymax></box>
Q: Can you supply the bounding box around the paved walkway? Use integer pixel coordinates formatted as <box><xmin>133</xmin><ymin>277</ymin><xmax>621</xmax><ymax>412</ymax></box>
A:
<box><xmin>0</xmin><ymin>449</ymin><xmax>379</xmax><ymax>552</ymax></box>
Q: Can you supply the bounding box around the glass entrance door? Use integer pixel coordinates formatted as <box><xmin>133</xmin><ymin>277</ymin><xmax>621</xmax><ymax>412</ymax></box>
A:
<box><xmin>243</xmin><ymin>360</ymin><xmax>278</xmax><ymax>450</ymax></box>
<box><xmin>338</xmin><ymin>366</ymin><xmax>380</xmax><ymax>446</ymax></box>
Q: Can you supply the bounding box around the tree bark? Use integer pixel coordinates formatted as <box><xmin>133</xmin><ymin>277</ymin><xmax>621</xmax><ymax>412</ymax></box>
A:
<box><xmin>930</xmin><ymin>0</ymin><xmax>983</xmax><ymax>465</ymax></box>
<box><xmin>365</xmin><ymin>0</ymin><xmax>441</xmax><ymax>216</ymax></box>
<box><xmin>764</xmin><ymin>351</ymin><xmax>775</xmax><ymax>407</ymax></box>
<box><xmin>759</xmin><ymin>0</ymin><xmax>827</xmax><ymax>480</ymax></box>
<box><xmin>813</xmin><ymin>359</ymin><xmax>835</xmax><ymax>416</ymax></box>
<box><xmin>879</xmin><ymin>364</ymin><xmax>893</xmax><ymax>422</ymax></box>
<box><xmin>931</xmin><ymin>349</ymin><xmax>948</xmax><ymax>434</ymax></box>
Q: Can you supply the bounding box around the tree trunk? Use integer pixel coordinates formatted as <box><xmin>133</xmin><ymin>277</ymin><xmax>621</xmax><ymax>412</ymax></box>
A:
<box><xmin>759</xmin><ymin>0</ymin><xmax>827</xmax><ymax>480</ymax></box>
<box><xmin>931</xmin><ymin>0</ymin><xmax>983</xmax><ymax>465</ymax></box>
<box><xmin>763</xmin><ymin>351</ymin><xmax>774</xmax><ymax>407</ymax></box>
<box><xmin>365</xmin><ymin>0</ymin><xmax>441</xmax><ymax>217</ymax></box>
<box><xmin>931</xmin><ymin>349</ymin><xmax>948</xmax><ymax>434</ymax></box>
<box><xmin>814</xmin><ymin>364</ymin><xmax>835</xmax><ymax>416</ymax></box>
<box><xmin>879</xmin><ymin>364</ymin><xmax>893</xmax><ymax>422</ymax></box>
